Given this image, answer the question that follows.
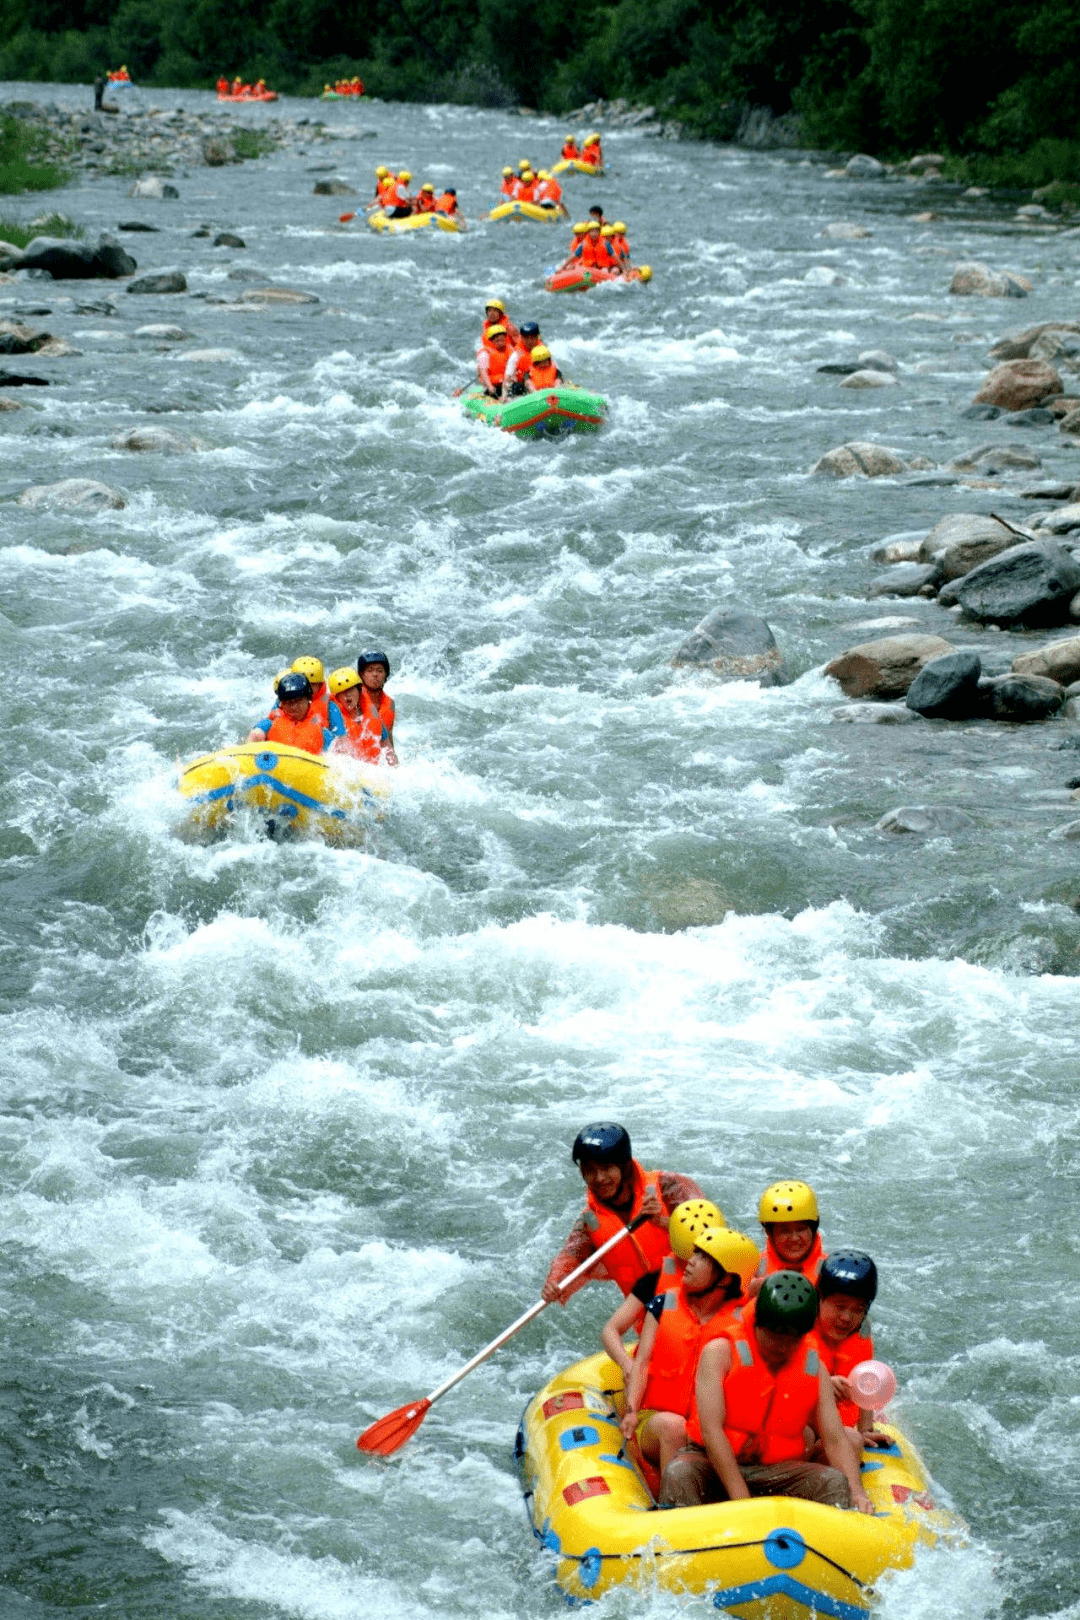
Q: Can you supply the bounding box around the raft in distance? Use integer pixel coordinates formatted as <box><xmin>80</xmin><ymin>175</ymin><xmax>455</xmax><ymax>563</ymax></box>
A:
<box><xmin>461</xmin><ymin>384</ymin><xmax>607</xmax><ymax>438</ymax></box>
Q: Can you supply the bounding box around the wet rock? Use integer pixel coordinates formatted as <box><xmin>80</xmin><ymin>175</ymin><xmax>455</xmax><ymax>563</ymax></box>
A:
<box><xmin>1030</xmin><ymin>330</ymin><xmax>1080</xmax><ymax>362</ymax></box>
<box><xmin>110</xmin><ymin>426</ymin><xmax>200</xmax><ymax>452</ymax></box>
<box><xmin>1031</xmin><ymin>503</ymin><xmax>1080</xmax><ymax>535</ymax></box>
<box><xmin>213</xmin><ymin>232</ymin><xmax>245</xmax><ymax>248</ymax></box>
<box><xmin>17</xmin><ymin>477</ymin><xmax>126</xmax><ymax>510</ymax></box>
<box><xmin>0</xmin><ymin>370</ymin><xmax>48</xmax><ymax>387</ymax></box>
<box><xmin>0</xmin><ymin>241</ymin><xmax>23</xmax><ymax>268</ymax></box>
<box><xmin>127</xmin><ymin>270</ymin><xmax>187</xmax><ymax>295</ymax></box>
<box><xmin>846</xmin><ymin>154</ymin><xmax>884</xmax><ymax>177</ymax></box>
<box><xmin>1044</xmin><ymin>397</ymin><xmax>1080</xmax><ymax>419</ymax></box>
<box><xmin>989</xmin><ymin>321</ymin><xmax>1080</xmax><ymax>361</ymax></box>
<box><xmin>858</xmin><ymin>350</ymin><xmax>899</xmax><ymax>372</ymax></box>
<box><xmin>950</xmin><ymin>262</ymin><xmax>1031</xmax><ymax>297</ymax></box>
<box><xmin>1047</xmin><ymin>819</ymin><xmax>1080</xmax><ymax>840</ymax></box>
<box><xmin>908</xmin><ymin>153</ymin><xmax>945</xmax><ymax>173</ymax></box>
<box><xmin>876</xmin><ymin>805</ymin><xmax>976</xmax><ymax>834</ymax></box>
<box><xmin>980</xmin><ymin>672</ymin><xmax>1064</xmax><ymax>720</ymax></box>
<box><xmin>973</xmin><ymin>359</ymin><xmax>1062</xmax><ymax>412</ymax></box>
<box><xmin>831</xmin><ymin>703</ymin><xmax>919</xmax><ymax>724</ymax></box>
<box><xmin>190</xmin><ymin>227</ymin><xmax>211</xmax><ymax>238</ymax></box>
<box><xmin>128</xmin><ymin>175</ymin><xmax>179</xmax><ymax>199</ymax></box>
<box><xmin>821</xmin><ymin>222</ymin><xmax>872</xmax><ymax>238</ymax></box>
<box><xmin>313</xmin><ymin>178</ymin><xmax>356</xmax><ymax>195</ymax></box>
<box><xmin>117</xmin><ymin>220</ymin><xmax>160</xmax><ymax>232</ymax></box>
<box><xmin>0</xmin><ymin>395</ymin><xmax>23</xmax><ymax>410</ymax></box>
<box><xmin>817</xmin><ymin>363</ymin><xmax>862</xmax><ymax>375</ymax></box>
<box><xmin>0</xmin><ymin>321</ymin><xmax>50</xmax><ymax>354</ymax></box>
<box><xmin>1012</xmin><ymin>636</ymin><xmax>1080</xmax><ymax>685</ymax></box>
<box><xmin>840</xmin><ymin>369</ymin><xmax>897</xmax><ymax>389</ymax></box>
<box><xmin>1008</xmin><ymin>407</ymin><xmax>1056</xmax><ymax>427</ymax></box>
<box><xmin>34</xmin><ymin>337</ymin><xmax>79</xmax><ymax>357</ymax></box>
<box><xmin>671</xmin><ymin>604</ymin><xmax>789</xmax><ymax>686</ymax></box>
<box><xmin>869</xmin><ymin>562</ymin><xmax>942</xmax><ymax>597</ymax></box>
<box><xmin>239</xmin><ymin>285</ymin><xmax>319</xmax><ymax>305</ymax></box>
<box><xmin>960</xmin><ymin>403</ymin><xmax>1003</xmax><ymax>421</ymax></box>
<box><xmin>825</xmin><ymin>633</ymin><xmax>954</xmax><ymax>698</ymax></box>
<box><xmin>947</xmin><ymin>444</ymin><xmax>1041</xmax><ymax>475</ymax></box>
<box><xmin>18</xmin><ymin>233</ymin><xmax>136</xmax><ymax>279</ymax></box>
<box><xmin>1059</xmin><ymin>408</ymin><xmax>1080</xmax><ymax>436</ymax></box>
<box><xmin>134</xmin><ymin>323</ymin><xmax>190</xmax><ymax>339</ymax></box>
<box><xmin>953</xmin><ymin>540</ymin><xmax>1080</xmax><ymax>626</ymax></box>
<box><xmin>918</xmin><ymin>513</ymin><xmax>1019</xmax><ymax>580</ymax></box>
<box><xmin>905</xmin><ymin>650</ymin><xmax>983</xmax><ymax>717</ymax></box>
<box><xmin>870</xmin><ymin>531</ymin><xmax>928</xmax><ymax>564</ymax></box>
<box><xmin>811</xmin><ymin>442</ymin><xmax>933</xmax><ymax>478</ymax></box>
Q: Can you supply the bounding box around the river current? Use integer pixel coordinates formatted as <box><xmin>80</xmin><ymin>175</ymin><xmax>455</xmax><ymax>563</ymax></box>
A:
<box><xmin>1</xmin><ymin>83</ymin><xmax>1078</xmax><ymax>1620</ymax></box>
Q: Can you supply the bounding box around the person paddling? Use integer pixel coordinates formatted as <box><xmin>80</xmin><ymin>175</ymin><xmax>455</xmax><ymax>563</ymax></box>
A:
<box><xmin>561</xmin><ymin>134</ymin><xmax>580</xmax><ymax>160</ymax></box>
<box><xmin>541</xmin><ymin>1123</ymin><xmax>706</xmax><ymax>1306</ymax></box>
<box><xmin>477</xmin><ymin>325</ymin><xmax>511</xmax><ymax>398</ymax></box>
<box><xmin>386</xmin><ymin>170</ymin><xmax>413</xmax><ymax>218</ymax></box>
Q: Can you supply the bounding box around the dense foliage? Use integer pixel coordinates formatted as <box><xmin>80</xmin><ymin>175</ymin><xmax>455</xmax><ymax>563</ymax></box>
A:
<box><xmin>2</xmin><ymin>0</ymin><xmax>1078</xmax><ymax>175</ymax></box>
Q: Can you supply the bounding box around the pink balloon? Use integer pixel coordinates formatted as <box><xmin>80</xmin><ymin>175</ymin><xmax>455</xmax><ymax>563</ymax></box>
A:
<box><xmin>848</xmin><ymin>1359</ymin><xmax>897</xmax><ymax>1410</ymax></box>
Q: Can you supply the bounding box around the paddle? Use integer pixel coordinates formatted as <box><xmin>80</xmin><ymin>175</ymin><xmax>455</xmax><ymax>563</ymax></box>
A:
<box><xmin>356</xmin><ymin>1211</ymin><xmax>652</xmax><ymax>1455</ymax></box>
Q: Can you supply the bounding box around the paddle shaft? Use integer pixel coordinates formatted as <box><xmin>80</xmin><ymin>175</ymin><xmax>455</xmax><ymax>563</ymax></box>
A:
<box><xmin>424</xmin><ymin>1212</ymin><xmax>651</xmax><ymax>1407</ymax></box>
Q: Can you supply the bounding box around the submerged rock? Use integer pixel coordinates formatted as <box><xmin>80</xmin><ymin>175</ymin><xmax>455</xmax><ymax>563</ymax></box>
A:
<box><xmin>110</xmin><ymin>425</ymin><xmax>200</xmax><ymax>452</ymax></box>
<box><xmin>825</xmin><ymin>633</ymin><xmax>954</xmax><ymax>698</ymax></box>
<box><xmin>313</xmin><ymin>179</ymin><xmax>356</xmax><ymax>195</ymax></box>
<box><xmin>127</xmin><ymin>270</ymin><xmax>187</xmax><ymax>295</ymax></box>
<box><xmin>839</xmin><ymin>369</ymin><xmax>897</xmax><ymax>389</ymax></box>
<box><xmin>876</xmin><ymin>805</ymin><xmax>976</xmax><ymax>834</ymax></box>
<box><xmin>671</xmin><ymin>605</ymin><xmax>789</xmax><ymax>686</ymax></box>
<box><xmin>213</xmin><ymin>232</ymin><xmax>245</xmax><ymax>248</ymax></box>
<box><xmin>17</xmin><ymin>478</ymin><xmax>126</xmax><ymax>510</ymax></box>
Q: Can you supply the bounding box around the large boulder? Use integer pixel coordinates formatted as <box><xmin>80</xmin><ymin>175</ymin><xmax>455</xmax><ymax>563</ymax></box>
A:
<box><xmin>953</xmin><ymin>540</ymin><xmax>1080</xmax><ymax>625</ymax></box>
<box><xmin>990</xmin><ymin>321</ymin><xmax>1080</xmax><ymax>361</ymax></box>
<box><xmin>1012</xmin><ymin>636</ymin><xmax>1080</xmax><ymax>685</ymax></box>
<box><xmin>980</xmin><ymin>673</ymin><xmax>1065</xmax><ymax>721</ymax></box>
<box><xmin>17</xmin><ymin>478</ymin><xmax>126</xmax><ymax>510</ymax></box>
<box><xmin>825</xmin><ymin>633</ymin><xmax>954</xmax><ymax>699</ymax></box>
<box><xmin>950</xmin><ymin>262</ymin><xmax>1031</xmax><ymax>297</ymax></box>
<box><xmin>973</xmin><ymin>359</ymin><xmax>1062</xmax><ymax>412</ymax></box>
<box><xmin>905</xmin><ymin>650</ymin><xmax>983</xmax><ymax>717</ymax></box>
<box><xmin>18</xmin><ymin>232</ymin><xmax>136</xmax><ymax>280</ymax></box>
<box><xmin>846</xmin><ymin>154</ymin><xmax>885</xmax><ymax>177</ymax></box>
<box><xmin>811</xmin><ymin>441</ymin><xmax>931</xmax><ymax>478</ymax></box>
<box><xmin>918</xmin><ymin>513</ymin><xmax>1020</xmax><ymax>580</ymax></box>
<box><xmin>671</xmin><ymin>605</ymin><xmax>789</xmax><ymax>686</ymax></box>
<box><xmin>127</xmin><ymin>271</ymin><xmax>187</xmax><ymax>295</ymax></box>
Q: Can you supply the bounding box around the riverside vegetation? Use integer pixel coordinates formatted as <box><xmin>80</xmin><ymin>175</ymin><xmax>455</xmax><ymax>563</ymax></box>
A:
<box><xmin>1</xmin><ymin>0</ymin><xmax>1079</xmax><ymax>181</ymax></box>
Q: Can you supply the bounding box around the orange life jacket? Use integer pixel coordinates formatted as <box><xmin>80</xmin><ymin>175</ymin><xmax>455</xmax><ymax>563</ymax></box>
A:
<box><xmin>642</xmin><ymin>1286</ymin><xmax>743</xmax><ymax>1418</ymax></box>
<box><xmin>581</xmin><ymin>1162</ymin><xmax>671</xmax><ymax>1297</ymax></box>
<box><xmin>759</xmin><ymin>1231</ymin><xmax>826</xmax><ymax>1282</ymax></box>
<box><xmin>574</xmin><ymin>234</ymin><xmax>606</xmax><ymax>268</ymax></box>
<box><xmin>335</xmin><ymin>688</ymin><xmax>394</xmax><ymax>762</ymax></box>
<box><xmin>611</xmin><ymin>232</ymin><xmax>629</xmax><ymax>258</ymax></box>
<box><xmin>582</xmin><ymin>142</ymin><xmax>602</xmax><ymax>166</ymax></box>
<box><xmin>434</xmin><ymin>192</ymin><xmax>457</xmax><ymax>214</ymax></box>
<box><xmin>528</xmin><ymin>359</ymin><xmax>560</xmax><ymax>390</ymax></box>
<box><xmin>481</xmin><ymin>343</ymin><xmax>510</xmax><ymax>388</ymax></box>
<box><xmin>561</xmin><ymin>142</ymin><xmax>579</xmax><ymax>159</ymax></box>
<box><xmin>265</xmin><ymin>713</ymin><xmax>326</xmax><ymax>755</ymax></box>
<box><xmin>500</xmin><ymin>177</ymin><xmax>516</xmax><ymax>196</ymax></box>
<box><xmin>813</xmin><ymin>1325</ymin><xmax>873</xmax><ymax>1427</ymax></box>
<box><xmin>387</xmin><ymin>180</ymin><xmax>411</xmax><ymax>210</ymax></box>
<box><xmin>687</xmin><ymin>1320</ymin><xmax>821</xmax><ymax>1463</ymax></box>
<box><xmin>377</xmin><ymin>176</ymin><xmax>396</xmax><ymax>207</ymax></box>
<box><xmin>517</xmin><ymin>179</ymin><xmax>537</xmax><ymax>203</ymax></box>
<box><xmin>307</xmin><ymin>685</ymin><xmax>332</xmax><ymax>728</ymax></box>
<box><xmin>536</xmin><ymin>178</ymin><xmax>562</xmax><ymax>205</ymax></box>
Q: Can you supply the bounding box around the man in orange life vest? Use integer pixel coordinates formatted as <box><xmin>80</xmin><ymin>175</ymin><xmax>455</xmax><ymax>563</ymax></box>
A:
<box><xmin>750</xmin><ymin>1180</ymin><xmax>825</xmax><ymax>1295</ymax></box>
<box><xmin>541</xmin><ymin>1123</ymin><xmax>706</xmax><ymax>1307</ymax></box>
<box><xmin>659</xmin><ymin>1272</ymin><xmax>874</xmax><ymax>1512</ymax></box>
<box><xmin>561</xmin><ymin>134</ymin><xmax>580</xmax><ymax>159</ymax></box>
<box><xmin>328</xmin><ymin>655</ymin><xmax>398</xmax><ymax>765</ymax></box>
<box><xmin>812</xmin><ymin>1251</ymin><xmax>889</xmax><ymax>1453</ymax></box>
<box><xmin>619</xmin><ymin>1225</ymin><xmax>760</xmax><ymax>1477</ymax></box>
<box><xmin>247</xmin><ymin>671</ymin><xmax>332</xmax><ymax>755</ymax></box>
<box><xmin>600</xmin><ymin>1198</ymin><xmax>724</xmax><ymax>1380</ymax></box>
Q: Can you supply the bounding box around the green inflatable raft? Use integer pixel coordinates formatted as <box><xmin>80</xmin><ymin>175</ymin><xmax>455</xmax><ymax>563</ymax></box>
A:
<box><xmin>461</xmin><ymin>384</ymin><xmax>606</xmax><ymax>438</ymax></box>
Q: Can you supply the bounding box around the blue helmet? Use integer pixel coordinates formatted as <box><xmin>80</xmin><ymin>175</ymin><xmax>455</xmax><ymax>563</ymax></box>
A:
<box><xmin>572</xmin><ymin>1122</ymin><xmax>631</xmax><ymax>1167</ymax></box>
<box><xmin>357</xmin><ymin>651</ymin><xmax>390</xmax><ymax>676</ymax></box>
<box><xmin>818</xmin><ymin>1251</ymin><xmax>877</xmax><ymax>1305</ymax></box>
<box><xmin>276</xmin><ymin>671</ymin><xmax>312</xmax><ymax>702</ymax></box>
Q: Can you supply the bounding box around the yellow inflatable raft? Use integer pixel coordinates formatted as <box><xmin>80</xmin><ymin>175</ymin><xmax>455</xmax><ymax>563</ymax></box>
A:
<box><xmin>488</xmin><ymin>200</ymin><xmax>561</xmax><ymax>223</ymax></box>
<box><xmin>551</xmin><ymin>158</ymin><xmax>605</xmax><ymax>177</ymax></box>
<box><xmin>517</xmin><ymin>1352</ymin><xmax>963</xmax><ymax>1614</ymax></box>
<box><xmin>176</xmin><ymin>742</ymin><xmax>389</xmax><ymax>842</ymax></box>
<box><xmin>367</xmin><ymin>210</ymin><xmax>462</xmax><ymax>235</ymax></box>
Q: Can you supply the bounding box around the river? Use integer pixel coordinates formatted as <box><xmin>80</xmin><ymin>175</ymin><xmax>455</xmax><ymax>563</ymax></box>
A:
<box><xmin>1</xmin><ymin>81</ymin><xmax>1078</xmax><ymax>1620</ymax></box>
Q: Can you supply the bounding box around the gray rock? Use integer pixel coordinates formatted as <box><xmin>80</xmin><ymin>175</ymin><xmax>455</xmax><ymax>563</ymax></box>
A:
<box><xmin>0</xmin><ymin>321</ymin><xmax>50</xmax><ymax>354</ymax></box>
<box><xmin>905</xmin><ymin>650</ymin><xmax>983</xmax><ymax>717</ymax></box>
<box><xmin>870</xmin><ymin>531</ymin><xmax>928</xmax><ymax>564</ymax></box>
<box><xmin>869</xmin><ymin>561</ymin><xmax>942</xmax><ymax>597</ymax></box>
<box><xmin>990</xmin><ymin>321</ymin><xmax>1080</xmax><ymax>361</ymax></box>
<box><xmin>846</xmin><ymin>154</ymin><xmax>885</xmax><ymax>177</ymax></box>
<box><xmin>953</xmin><ymin>540</ymin><xmax>1080</xmax><ymax>625</ymax></box>
<box><xmin>0</xmin><ymin>241</ymin><xmax>23</xmax><ymax>268</ymax></box>
<box><xmin>1047</xmin><ymin>819</ymin><xmax>1080</xmax><ymax>841</ymax></box>
<box><xmin>918</xmin><ymin>513</ymin><xmax>1019</xmax><ymax>580</ymax></box>
<box><xmin>117</xmin><ymin>220</ymin><xmax>160</xmax><ymax>232</ymax></box>
<box><xmin>1012</xmin><ymin>637</ymin><xmax>1080</xmax><ymax>685</ymax></box>
<box><xmin>1059</xmin><ymin>408</ymin><xmax>1080</xmax><ymax>436</ymax></box>
<box><xmin>908</xmin><ymin>154</ymin><xmax>946</xmax><ymax>174</ymax></box>
<box><xmin>128</xmin><ymin>175</ymin><xmax>179</xmax><ymax>199</ymax></box>
<box><xmin>876</xmin><ymin>806</ymin><xmax>976</xmax><ymax>834</ymax></box>
<box><xmin>17</xmin><ymin>477</ymin><xmax>125</xmax><ymax>510</ymax></box>
<box><xmin>946</xmin><ymin>444</ymin><xmax>1041</xmax><ymax>475</ymax></box>
<box><xmin>313</xmin><ymin>179</ymin><xmax>356</xmax><ymax>195</ymax></box>
<box><xmin>817</xmin><ymin>363</ymin><xmax>862</xmax><ymax>375</ymax></box>
<box><xmin>239</xmin><ymin>285</ymin><xmax>319</xmax><ymax>305</ymax></box>
<box><xmin>1032</xmin><ymin>503</ymin><xmax>1080</xmax><ymax>535</ymax></box>
<box><xmin>134</xmin><ymin>323</ymin><xmax>190</xmax><ymax>339</ymax></box>
<box><xmin>839</xmin><ymin>369</ymin><xmax>897</xmax><ymax>389</ymax></box>
<box><xmin>857</xmin><ymin>349</ymin><xmax>899</xmax><ymax>373</ymax></box>
<box><xmin>671</xmin><ymin>604</ymin><xmax>789</xmax><ymax>686</ymax></box>
<box><xmin>18</xmin><ymin>233</ymin><xmax>136</xmax><ymax>280</ymax></box>
<box><xmin>110</xmin><ymin>425</ymin><xmax>200</xmax><ymax>452</ymax></box>
<box><xmin>1009</xmin><ymin>407</ymin><xmax>1056</xmax><ymax>427</ymax></box>
<box><xmin>980</xmin><ymin>672</ymin><xmax>1065</xmax><ymax>720</ymax></box>
<box><xmin>811</xmin><ymin>441</ymin><xmax>921</xmax><ymax>478</ymax></box>
<box><xmin>213</xmin><ymin>232</ymin><xmax>245</xmax><ymax>248</ymax></box>
<box><xmin>960</xmin><ymin>403</ymin><xmax>1003</xmax><ymax>420</ymax></box>
<box><xmin>825</xmin><ymin>633</ymin><xmax>955</xmax><ymax>698</ymax></box>
<box><xmin>831</xmin><ymin>703</ymin><xmax>919</xmax><ymax>724</ymax></box>
<box><xmin>127</xmin><ymin>270</ymin><xmax>187</xmax><ymax>295</ymax></box>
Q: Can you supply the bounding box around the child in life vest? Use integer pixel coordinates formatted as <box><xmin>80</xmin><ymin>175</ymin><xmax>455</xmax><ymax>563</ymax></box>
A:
<box><xmin>326</xmin><ymin>657</ymin><xmax>398</xmax><ymax>765</ymax></box>
<box><xmin>812</xmin><ymin>1251</ymin><xmax>890</xmax><ymax>1454</ymax></box>
<box><xmin>620</xmin><ymin>1226</ymin><xmax>760</xmax><ymax>1477</ymax></box>
<box><xmin>600</xmin><ymin>1199</ymin><xmax>724</xmax><ymax>1380</ymax></box>
<box><xmin>247</xmin><ymin>671</ymin><xmax>331</xmax><ymax>754</ymax></box>
<box><xmin>749</xmin><ymin>1180</ymin><xmax>825</xmax><ymax>1295</ymax></box>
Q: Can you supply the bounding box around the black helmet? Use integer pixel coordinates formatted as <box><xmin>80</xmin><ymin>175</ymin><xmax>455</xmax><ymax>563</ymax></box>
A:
<box><xmin>357</xmin><ymin>651</ymin><xmax>390</xmax><ymax>676</ymax></box>
<box><xmin>276</xmin><ymin>672</ymin><xmax>313</xmax><ymax>702</ymax></box>
<box><xmin>817</xmin><ymin>1251</ymin><xmax>877</xmax><ymax>1305</ymax></box>
<box><xmin>520</xmin><ymin>321</ymin><xmax>540</xmax><ymax>338</ymax></box>
<box><xmin>755</xmin><ymin>1271</ymin><xmax>818</xmax><ymax>1335</ymax></box>
<box><xmin>571</xmin><ymin>1122</ymin><xmax>631</xmax><ymax>1167</ymax></box>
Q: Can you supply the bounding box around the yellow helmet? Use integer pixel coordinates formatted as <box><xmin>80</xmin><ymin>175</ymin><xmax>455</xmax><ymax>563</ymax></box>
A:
<box><xmin>537</xmin><ymin>169</ymin><xmax>550</xmax><ymax>179</ymax></box>
<box><xmin>668</xmin><ymin>1199</ymin><xmax>724</xmax><ymax>1261</ymax></box>
<box><xmin>759</xmin><ymin>1180</ymin><xmax>819</xmax><ymax>1225</ymax></box>
<box><xmin>572</xmin><ymin>221</ymin><xmax>589</xmax><ymax>233</ymax></box>
<box><xmin>328</xmin><ymin>665</ymin><xmax>361</xmax><ymax>698</ymax></box>
<box><xmin>486</xmin><ymin>324</ymin><xmax>507</xmax><ymax>338</ymax></box>
<box><xmin>521</xmin><ymin>170</ymin><xmax>534</xmax><ymax>180</ymax></box>
<box><xmin>529</xmin><ymin>344</ymin><xmax>550</xmax><ymax>363</ymax></box>
<box><xmin>291</xmin><ymin>655</ymin><xmax>324</xmax><ymax>686</ymax></box>
<box><xmin>485</xmin><ymin>297</ymin><xmax>506</xmax><ymax>313</ymax></box>
<box><xmin>272</xmin><ymin>667</ymin><xmax>291</xmax><ymax>692</ymax></box>
<box><xmin>601</xmin><ymin>224</ymin><xmax>615</xmax><ymax>235</ymax></box>
<box><xmin>519</xmin><ymin>158</ymin><xmax>531</xmax><ymax>169</ymax></box>
<box><xmin>398</xmin><ymin>169</ymin><xmax>412</xmax><ymax>181</ymax></box>
<box><xmin>613</xmin><ymin>221</ymin><xmax>626</xmax><ymax>233</ymax></box>
<box><xmin>565</xmin><ymin>133</ymin><xmax>575</xmax><ymax>140</ymax></box>
<box><xmin>587</xmin><ymin>132</ymin><xmax>600</xmax><ymax>141</ymax></box>
<box><xmin>693</xmin><ymin>1227</ymin><xmax>760</xmax><ymax>1293</ymax></box>
<box><xmin>638</xmin><ymin>265</ymin><xmax>653</xmax><ymax>282</ymax></box>
<box><xmin>502</xmin><ymin>166</ymin><xmax>513</xmax><ymax>176</ymax></box>
<box><xmin>420</xmin><ymin>182</ymin><xmax>435</xmax><ymax>192</ymax></box>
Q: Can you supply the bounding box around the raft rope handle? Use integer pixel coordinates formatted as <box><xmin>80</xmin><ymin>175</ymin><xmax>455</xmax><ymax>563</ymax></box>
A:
<box><xmin>560</xmin><ymin>1536</ymin><xmax>867</xmax><ymax>1587</ymax></box>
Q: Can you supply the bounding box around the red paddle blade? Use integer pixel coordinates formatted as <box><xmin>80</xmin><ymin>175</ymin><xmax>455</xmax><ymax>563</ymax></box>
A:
<box><xmin>356</xmin><ymin>1396</ymin><xmax>431</xmax><ymax>1455</ymax></box>
<box><xmin>339</xmin><ymin>211</ymin><xmax>355</xmax><ymax>223</ymax></box>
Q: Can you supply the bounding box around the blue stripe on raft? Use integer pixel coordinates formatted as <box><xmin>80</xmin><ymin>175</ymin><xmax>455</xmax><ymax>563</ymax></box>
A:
<box><xmin>711</xmin><ymin>1574</ymin><xmax>868</xmax><ymax>1620</ymax></box>
<box><xmin>187</xmin><ymin>772</ymin><xmax>372</xmax><ymax>817</ymax></box>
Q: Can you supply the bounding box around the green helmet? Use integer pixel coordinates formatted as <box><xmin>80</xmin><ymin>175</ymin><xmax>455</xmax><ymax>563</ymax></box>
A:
<box><xmin>755</xmin><ymin>1271</ymin><xmax>818</xmax><ymax>1335</ymax></box>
